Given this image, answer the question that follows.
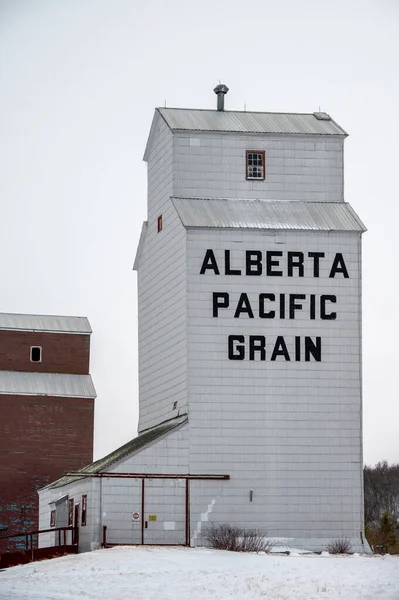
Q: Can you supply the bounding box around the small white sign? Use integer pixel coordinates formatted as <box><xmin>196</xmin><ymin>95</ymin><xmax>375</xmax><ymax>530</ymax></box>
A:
<box><xmin>163</xmin><ymin>521</ymin><xmax>176</xmax><ymax>531</ymax></box>
<box><xmin>132</xmin><ymin>511</ymin><xmax>141</xmax><ymax>524</ymax></box>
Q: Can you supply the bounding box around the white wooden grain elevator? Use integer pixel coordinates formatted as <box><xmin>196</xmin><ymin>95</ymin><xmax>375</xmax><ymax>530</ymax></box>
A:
<box><xmin>39</xmin><ymin>87</ymin><xmax>367</xmax><ymax>553</ymax></box>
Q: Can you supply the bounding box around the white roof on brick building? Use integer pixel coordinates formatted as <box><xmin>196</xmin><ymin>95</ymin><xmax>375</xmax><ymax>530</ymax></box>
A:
<box><xmin>0</xmin><ymin>313</ymin><xmax>92</xmax><ymax>334</ymax></box>
<box><xmin>0</xmin><ymin>371</ymin><xmax>96</xmax><ymax>398</ymax></box>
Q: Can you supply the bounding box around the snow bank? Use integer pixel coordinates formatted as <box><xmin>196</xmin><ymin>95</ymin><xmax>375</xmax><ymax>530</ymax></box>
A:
<box><xmin>0</xmin><ymin>546</ymin><xmax>398</xmax><ymax>600</ymax></box>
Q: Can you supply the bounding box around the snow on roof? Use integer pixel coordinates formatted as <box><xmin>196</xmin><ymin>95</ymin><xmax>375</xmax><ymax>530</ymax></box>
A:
<box><xmin>172</xmin><ymin>198</ymin><xmax>366</xmax><ymax>232</ymax></box>
<box><xmin>47</xmin><ymin>415</ymin><xmax>188</xmax><ymax>488</ymax></box>
<box><xmin>0</xmin><ymin>313</ymin><xmax>92</xmax><ymax>334</ymax></box>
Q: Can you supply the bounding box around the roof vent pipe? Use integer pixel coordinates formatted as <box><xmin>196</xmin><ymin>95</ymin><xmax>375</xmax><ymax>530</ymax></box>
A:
<box><xmin>214</xmin><ymin>84</ymin><xmax>229</xmax><ymax>111</ymax></box>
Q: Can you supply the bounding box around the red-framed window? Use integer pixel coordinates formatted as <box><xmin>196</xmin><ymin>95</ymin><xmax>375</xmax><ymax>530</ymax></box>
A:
<box><xmin>81</xmin><ymin>495</ymin><xmax>87</xmax><ymax>526</ymax></box>
<box><xmin>68</xmin><ymin>499</ymin><xmax>74</xmax><ymax>526</ymax></box>
<box><xmin>50</xmin><ymin>509</ymin><xmax>56</xmax><ymax>528</ymax></box>
<box><xmin>157</xmin><ymin>215</ymin><xmax>163</xmax><ymax>232</ymax></box>
<box><xmin>246</xmin><ymin>150</ymin><xmax>266</xmax><ymax>180</ymax></box>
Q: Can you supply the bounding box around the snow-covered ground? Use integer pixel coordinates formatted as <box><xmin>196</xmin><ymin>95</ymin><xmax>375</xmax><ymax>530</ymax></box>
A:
<box><xmin>0</xmin><ymin>546</ymin><xmax>398</xmax><ymax>600</ymax></box>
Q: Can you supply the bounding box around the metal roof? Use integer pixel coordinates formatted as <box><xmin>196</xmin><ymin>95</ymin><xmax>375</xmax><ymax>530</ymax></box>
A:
<box><xmin>49</xmin><ymin>494</ymin><xmax>68</xmax><ymax>506</ymax></box>
<box><xmin>46</xmin><ymin>416</ymin><xmax>188</xmax><ymax>488</ymax></box>
<box><xmin>0</xmin><ymin>371</ymin><xmax>97</xmax><ymax>398</ymax></box>
<box><xmin>0</xmin><ymin>313</ymin><xmax>92</xmax><ymax>334</ymax></box>
<box><xmin>158</xmin><ymin>108</ymin><xmax>347</xmax><ymax>136</ymax></box>
<box><xmin>172</xmin><ymin>198</ymin><xmax>366</xmax><ymax>232</ymax></box>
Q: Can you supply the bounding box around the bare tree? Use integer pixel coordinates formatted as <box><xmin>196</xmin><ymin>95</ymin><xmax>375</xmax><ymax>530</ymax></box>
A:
<box><xmin>364</xmin><ymin>461</ymin><xmax>399</xmax><ymax>525</ymax></box>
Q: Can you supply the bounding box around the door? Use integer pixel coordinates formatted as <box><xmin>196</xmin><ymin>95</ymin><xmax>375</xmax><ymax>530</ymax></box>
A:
<box><xmin>73</xmin><ymin>504</ymin><xmax>80</xmax><ymax>545</ymax></box>
<box><xmin>144</xmin><ymin>479</ymin><xmax>186</xmax><ymax>545</ymax></box>
<box><xmin>101</xmin><ymin>478</ymin><xmax>143</xmax><ymax>545</ymax></box>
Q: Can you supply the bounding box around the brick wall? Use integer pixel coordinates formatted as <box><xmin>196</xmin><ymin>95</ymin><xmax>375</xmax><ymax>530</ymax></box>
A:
<box><xmin>0</xmin><ymin>331</ymin><xmax>90</xmax><ymax>374</ymax></box>
<box><xmin>0</xmin><ymin>394</ymin><xmax>94</xmax><ymax>550</ymax></box>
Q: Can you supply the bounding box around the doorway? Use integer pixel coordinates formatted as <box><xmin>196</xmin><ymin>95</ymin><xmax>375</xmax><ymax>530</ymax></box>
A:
<box><xmin>73</xmin><ymin>504</ymin><xmax>80</xmax><ymax>545</ymax></box>
<box><xmin>143</xmin><ymin>478</ymin><xmax>186</xmax><ymax>544</ymax></box>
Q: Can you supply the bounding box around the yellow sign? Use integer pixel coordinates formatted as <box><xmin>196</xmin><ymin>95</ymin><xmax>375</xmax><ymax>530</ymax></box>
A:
<box><xmin>148</xmin><ymin>515</ymin><xmax>157</xmax><ymax>522</ymax></box>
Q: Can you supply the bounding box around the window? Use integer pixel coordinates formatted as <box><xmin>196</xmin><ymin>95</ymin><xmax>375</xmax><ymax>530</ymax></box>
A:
<box><xmin>30</xmin><ymin>346</ymin><xmax>42</xmax><ymax>363</ymax></box>
<box><xmin>246</xmin><ymin>150</ymin><xmax>265</xmax><ymax>180</ymax></box>
<box><xmin>81</xmin><ymin>495</ymin><xmax>87</xmax><ymax>526</ymax></box>
<box><xmin>68</xmin><ymin>499</ymin><xmax>74</xmax><ymax>526</ymax></box>
<box><xmin>157</xmin><ymin>215</ymin><xmax>163</xmax><ymax>232</ymax></box>
<box><xmin>50</xmin><ymin>509</ymin><xmax>56</xmax><ymax>528</ymax></box>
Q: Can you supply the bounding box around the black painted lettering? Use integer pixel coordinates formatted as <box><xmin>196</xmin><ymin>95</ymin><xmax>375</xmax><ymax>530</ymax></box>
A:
<box><xmin>213</xmin><ymin>292</ymin><xmax>229</xmax><ymax>317</ymax></box>
<box><xmin>279</xmin><ymin>294</ymin><xmax>285</xmax><ymax>319</ymax></box>
<box><xmin>320</xmin><ymin>295</ymin><xmax>337</xmax><ymax>320</ymax></box>
<box><xmin>259</xmin><ymin>294</ymin><xmax>275</xmax><ymax>318</ymax></box>
<box><xmin>295</xmin><ymin>336</ymin><xmax>301</xmax><ymax>361</ymax></box>
<box><xmin>271</xmin><ymin>336</ymin><xmax>291</xmax><ymax>361</ymax></box>
<box><xmin>305</xmin><ymin>337</ymin><xmax>321</xmax><ymax>361</ymax></box>
<box><xmin>228</xmin><ymin>335</ymin><xmax>245</xmax><ymax>360</ymax></box>
<box><xmin>246</xmin><ymin>251</ymin><xmax>263</xmax><ymax>275</ymax></box>
<box><xmin>266</xmin><ymin>251</ymin><xmax>283</xmax><ymax>276</ymax></box>
<box><xmin>288</xmin><ymin>252</ymin><xmax>304</xmax><ymax>277</ymax></box>
<box><xmin>310</xmin><ymin>294</ymin><xmax>316</xmax><ymax>320</ymax></box>
<box><xmin>200</xmin><ymin>249</ymin><xmax>220</xmax><ymax>275</ymax></box>
<box><xmin>329</xmin><ymin>253</ymin><xmax>349</xmax><ymax>278</ymax></box>
<box><xmin>234</xmin><ymin>293</ymin><xmax>254</xmax><ymax>318</ymax></box>
<box><xmin>249</xmin><ymin>336</ymin><xmax>266</xmax><ymax>360</ymax></box>
<box><xmin>289</xmin><ymin>294</ymin><xmax>306</xmax><ymax>319</ymax></box>
<box><xmin>308</xmin><ymin>252</ymin><xmax>325</xmax><ymax>277</ymax></box>
<box><xmin>225</xmin><ymin>250</ymin><xmax>241</xmax><ymax>275</ymax></box>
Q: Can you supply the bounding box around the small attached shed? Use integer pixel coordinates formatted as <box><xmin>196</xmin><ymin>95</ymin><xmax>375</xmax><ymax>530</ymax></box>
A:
<box><xmin>38</xmin><ymin>416</ymin><xmax>229</xmax><ymax>551</ymax></box>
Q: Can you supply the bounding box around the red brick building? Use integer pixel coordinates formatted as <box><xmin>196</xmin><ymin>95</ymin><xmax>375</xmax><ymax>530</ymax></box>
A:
<box><xmin>0</xmin><ymin>313</ymin><xmax>96</xmax><ymax>547</ymax></box>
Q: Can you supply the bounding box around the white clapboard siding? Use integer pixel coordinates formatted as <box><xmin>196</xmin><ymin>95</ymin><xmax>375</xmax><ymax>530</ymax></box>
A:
<box><xmin>137</xmin><ymin>117</ymin><xmax>188</xmax><ymax>431</ymax></box>
<box><xmin>173</xmin><ymin>133</ymin><xmax>344</xmax><ymax>202</ymax></box>
<box><xmin>186</xmin><ymin>228</ymin><xmax>363</xmax><ymax>546</ymax></box>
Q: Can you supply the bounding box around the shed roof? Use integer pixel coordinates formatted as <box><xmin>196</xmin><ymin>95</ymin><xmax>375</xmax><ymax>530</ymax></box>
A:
<box><xmin>172</xmin><ymin>198</ymin><xmax>366</xmax><ymax>232</ymax></box>
<box><xmin>0</xmin><ymin>313</ymin><xmax>92</xmax><ymax>334</ymax></box>
<box><xmin>0</xmin><ymin>371</ymin><xmax>96</xmax><ymax>398</ymax></box>
<box><xmin>158</xmin><ymin>108</ymin><xmax>347</xmax><ymax>136</ymax></box>
<box><xmin>46</xmin><ymin>415</ymin><xmax>188</xmax><ymax>488</ymax></box>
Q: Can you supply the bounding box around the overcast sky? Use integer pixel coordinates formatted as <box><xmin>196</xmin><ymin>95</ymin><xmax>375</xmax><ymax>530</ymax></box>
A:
<box><xmin>1</xmin><ymin>0</ymin><xmax>398</xmax><ymax>466</ymax></box>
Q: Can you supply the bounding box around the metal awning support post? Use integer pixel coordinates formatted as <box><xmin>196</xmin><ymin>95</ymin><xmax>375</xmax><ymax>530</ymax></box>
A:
<box><xmin>141</xmin><ymin>479</ymin><xmax>145</xmax><ymax>545</ymax></box>
<box><xmin>185</xmin><ymin>479</ymin><xmax>190</xmax><ymax>546</ymax></box>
